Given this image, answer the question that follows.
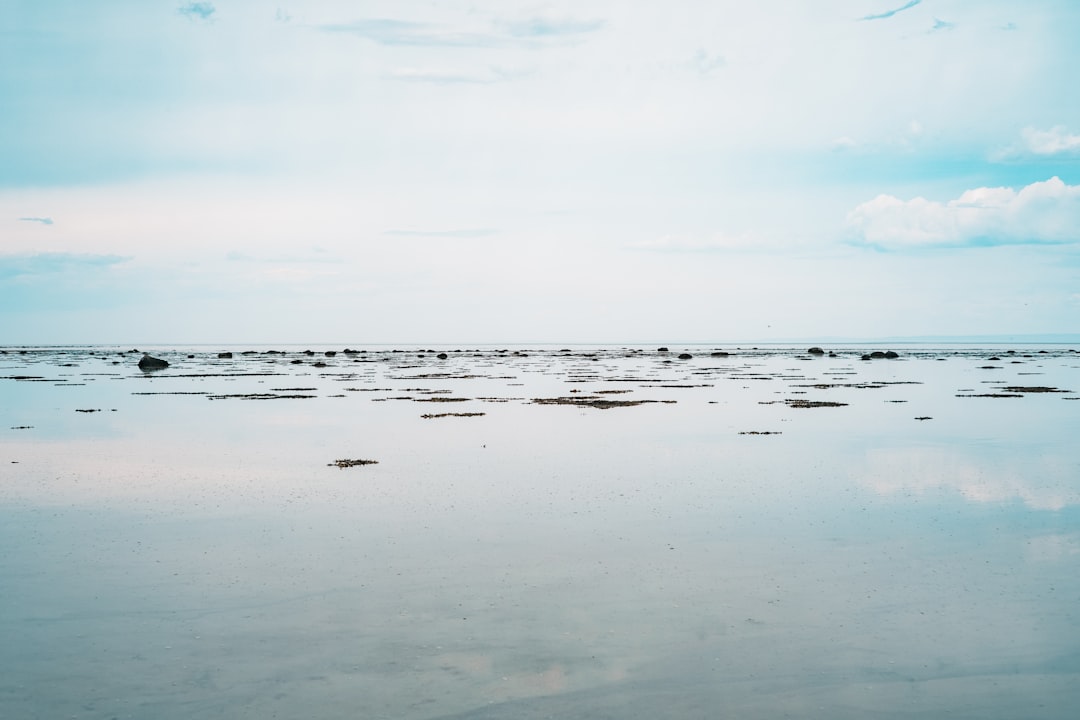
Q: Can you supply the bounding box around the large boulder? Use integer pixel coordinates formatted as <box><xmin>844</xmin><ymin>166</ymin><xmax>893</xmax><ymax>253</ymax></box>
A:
<box><xmin>807</xmin><ymin>347</ymin><xmax>825</xmax><ymax>355</ymax></box>
<box><xmin>138</xmin><ymin>354</ymin><xmax>169</xmax><ymax>370</ymax></box>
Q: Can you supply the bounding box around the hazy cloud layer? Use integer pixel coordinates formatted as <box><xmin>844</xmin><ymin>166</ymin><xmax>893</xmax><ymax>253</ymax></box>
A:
<box><xmin>386</xmin><ymin>66</ymin><xmax>526</xmax><ymax>84</ymax></box>
<box><xmin>0</xmin><ymin>252</ymin><xmax>130</xmax><ymax>280</ymax></box>
<box><xmin>630</xmin><ymin>233</ymin><xmax>773</xmax><ymax>253</ymax></box>
<box><xmin>18</xmin><ymin>216</ymin><xmax>54</xmax><ymax>225</ymax></box>
<box><xmin>316</xmin><ymin>15</ymin><xmax>602</xmax><ymax>47</ymax></box>
<box><xmin>499</xmin><ymin>17</ymin><xmax>604</xmax><ymax>38</ymax></box>
<box><xmin>847</xmin><ymin>177</ymin><xmax>1080</xmax><ymax>249</ymax></box>
<box><xmin>383</xmin><ymin>229</ymin><xmax>497</xmax><ymax>238</ymax></box>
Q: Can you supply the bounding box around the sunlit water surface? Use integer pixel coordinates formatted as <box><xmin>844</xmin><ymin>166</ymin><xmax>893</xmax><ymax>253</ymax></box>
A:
<box><xmin>2</xmin><ymin>344</ymin><xmax>1079</xmax><ymax>719</ymax></box>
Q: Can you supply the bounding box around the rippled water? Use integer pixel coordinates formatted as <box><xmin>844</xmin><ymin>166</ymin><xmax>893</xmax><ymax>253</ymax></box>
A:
<box><xmin>2</xmin><ymin>344</ymin><xmax>1079</xmax><ymax>719</ymax></box>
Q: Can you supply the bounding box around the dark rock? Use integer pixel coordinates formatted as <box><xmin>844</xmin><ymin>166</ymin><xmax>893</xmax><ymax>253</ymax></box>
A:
<box><xmin>325</xmin><ymin>351</ymin><xmax>337</xmax><ymax>357</ymax></box>
<box><xmin>657</xmin><ymin>347</ymin><xmax>669</xmax><ymax>352</ymax></box>
<box><xmin>218</xmin><ymin>352</ymin><xmax>233</xmax><ymax>359</ymax></box>
<box><xmin>138</xmin><ymin>354</ymin><xmax>169</xmax><ymax>370</ymax></box>
<box><xmin>678</xmin><ymin>353</ymin><xmax>693</xmax><ymax>360</ymax></box>
<box><xmin>860</xmin><ymin>354</ymin><xmax>872</xmax><ymax>361</ymax></box>
<box><xmin>884</xmin><ymin>351</ymin><xmax>899</xmax><ymax>359</ymax></box>
<box><xmin>870</xmin><ymin>351</ymin><xmax>887</xmax><ymax>359</ymax></box>
<box><xmin>437</xmin><ymin>353</ymin><xmax>448</xmax><ymax>360</ymax></box>
<box><xmin>807</xmin><ymin>347</ymin><xmax>825</xmax><ymax>355</ymax></box>
<box><xmin>710</xmin><ymin>351</ymin><xmax>730</xmax><ymax>357</ymax></box>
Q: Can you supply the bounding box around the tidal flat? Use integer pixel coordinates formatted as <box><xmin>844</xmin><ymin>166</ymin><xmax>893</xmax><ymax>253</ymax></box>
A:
<box><xmin>2</xmin><ymin>344</ymin><xmax>1079</xmax><ymax>719</ymax></box>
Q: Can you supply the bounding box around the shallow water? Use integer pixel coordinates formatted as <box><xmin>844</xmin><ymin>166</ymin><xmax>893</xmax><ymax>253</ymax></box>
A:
<box><xmin>2</xmin><ymin>344</ymin><xmax>1079</xmax><ymax>719</ymax></box>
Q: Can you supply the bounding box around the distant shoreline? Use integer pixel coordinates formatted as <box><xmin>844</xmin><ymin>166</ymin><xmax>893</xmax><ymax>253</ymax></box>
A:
<box><xmin>3</xmin><ymin>336</ymin><xmax>1080</xmax><ymax>351</ymax></box>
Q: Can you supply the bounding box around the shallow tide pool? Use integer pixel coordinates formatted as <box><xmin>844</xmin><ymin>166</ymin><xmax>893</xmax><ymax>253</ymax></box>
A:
<box><xmin>2</xmin><ymin>345</ymin><xmax>1079</xmax><ymax>719</ymax></box>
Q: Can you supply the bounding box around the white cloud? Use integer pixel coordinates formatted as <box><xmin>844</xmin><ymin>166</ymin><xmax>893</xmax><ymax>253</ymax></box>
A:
<box><xmin>1019</xmin><ymin>125</ymin><xmax>1080</xmax><ymax>155</ymax></box>
<box><xmin>993</xmin><ymin>125</ymin><xmax>1080</xmax><ymax>160</ymax></box>
<box><xmin>847</xmin><ymin>177</ymin><xmax>1080</xmax><ymax>249</ymax></box>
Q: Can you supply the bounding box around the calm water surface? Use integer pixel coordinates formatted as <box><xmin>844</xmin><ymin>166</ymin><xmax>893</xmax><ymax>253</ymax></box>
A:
<box><xmin>2</xmin><ymin>345</ymin><xmax>1079</xmax><ymax>719</ymax></box>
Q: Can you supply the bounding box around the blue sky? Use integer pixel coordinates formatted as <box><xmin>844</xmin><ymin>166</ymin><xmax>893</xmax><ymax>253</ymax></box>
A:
<box><xmin>2</xmin><ymin>0</ymin><xmax>1079</xmax><ymax>344</ymax></box>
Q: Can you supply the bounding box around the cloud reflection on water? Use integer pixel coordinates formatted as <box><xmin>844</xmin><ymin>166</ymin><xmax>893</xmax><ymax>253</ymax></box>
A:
<box><xmin>860</xmin><ymin>444</ymin><xmax>1079</xmax><ymax>511</ymax></box>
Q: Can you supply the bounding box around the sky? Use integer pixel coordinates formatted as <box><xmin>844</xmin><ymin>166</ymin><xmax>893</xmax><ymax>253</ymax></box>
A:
<box><xmin>2</xmin><ymin>0</ymin><xmax>1080</xmax><ymax>345</ymax></box>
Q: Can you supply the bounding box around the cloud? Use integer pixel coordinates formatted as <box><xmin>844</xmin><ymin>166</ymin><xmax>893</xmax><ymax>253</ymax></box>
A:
<box><xmin>178</xmin><ymin>2</ymin><xmax>215</xmax><ymax>21</ymax></box>
<box><xmin>315</xmin><ymin>19</ymin><xmax>496</xmax><ymax>47</ymax></box>
<box><xmin>18</xmin><ymin>216</ymin><xmax>54</xmax><ymax>225</ymax></box>
<box><xmin>383</xmin><ymin>228</ymin><xmax>497</xmax><ymax>238</ymax></box>
<box><xmin>0</xmin><ymin>252</ymin><xmax>130</xmax><ymax>280</ymax></box>
<box><xmin>386</xmin><ymin>66</ymin><xmax>527</xmax><ymax>84</ymax></box>
<box><xmin>498</xmin><ymin>17</ymin><xmax>604</xmax><ymax>39</ymax></box>
<box><xmin>859</xmin><ymin>0</ymin><xmax>922</xmax><ymax>21</ymax></box>
<box><xmin>315</xmin><ymin>15</ymin><xmax>603</xmax><ymax>48</ymax></box>
<box><xmin>847</xmin><ymin>177</ymin><xmax>1080</xmax><ymax>249</ymax></box>
<box><xmin>1014</xmin><ymin>126</ymin><xmax>1080</xmax><ymax>157</ymax></box>
<box><xmin>991</xmin><ymin>126</ymin><xmax>1080</xmax><ymax>161</ymax></box>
